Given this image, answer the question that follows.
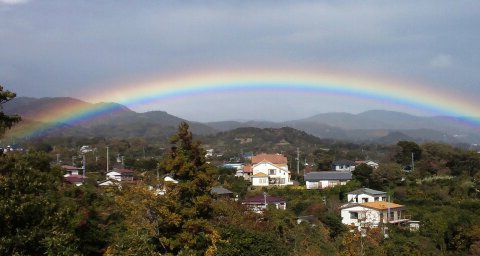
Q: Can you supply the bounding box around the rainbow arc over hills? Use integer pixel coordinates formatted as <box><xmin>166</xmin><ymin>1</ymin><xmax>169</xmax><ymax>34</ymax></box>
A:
<box><xmin>7</xmin><ymin>69</ymin><xmax>480</xmax><ymax>139</ymax></box>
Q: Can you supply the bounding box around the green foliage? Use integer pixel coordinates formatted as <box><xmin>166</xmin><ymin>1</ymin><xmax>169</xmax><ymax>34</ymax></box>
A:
<box><xmin>109</xmin><ymin>122</ymin><xmax>219</xmax><ymax>255</ymax></box>
<box><xmin>313</xmin><ymin>148</ymin><xmax>334</xmax><ymax>171</ymax></box>
<box><xmin>352</xmin><ymin>163</ymin><xmax>374</xmax><ymax>187</ymax></box>
<box><xmin>395</xmin><ymin>141</ymin><xmax>422</xmax><ymax>165</ymax></box>
<box><xmin>370</xmin><ymin>162</ymin><xmax>404</xmax><ymax>189</ymax></box>
<box><xmin>215</xmin><ymin>227</ymin><xmax>288</xmax><ymax>256</ymax></box>
<box><xmin>0</xmin><ymin>151</ymin><xmax>117</xmax><ymax>255</ymax></box>
<box><xmin>0</xmin><ymin>85</ymin><xmax>21</xmax><ymax>136</ymax></box>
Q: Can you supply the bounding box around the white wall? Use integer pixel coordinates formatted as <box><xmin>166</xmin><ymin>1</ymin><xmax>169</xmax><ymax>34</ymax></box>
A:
<box><xmin>335</xmin><ymin>165</ymin><xmax>356</xmax><ymax>172</ymax></box>
<box><xmin>341</xmin><ymin>206</ymin><xmax>382</xmax><ymax>227</ymax></box>
<box><xmin>251</xmin><ymin>177</ymin><xmax>269</xmax><ymax>186</ymax></box>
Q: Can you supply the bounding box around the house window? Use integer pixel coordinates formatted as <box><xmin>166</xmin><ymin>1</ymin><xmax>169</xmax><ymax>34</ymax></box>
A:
<box><xmin>362</xmin><ymin>198</ymin><xmax>368</xmax><ymax>203</ymax></box>
<box><xmin>269</xmin><ymin>169</ymin><xmax>276</xmax><ymax>175</ymax></box>
<box><xmin>350</xmin><ymin>212</ymin><xmax>358</xmax><ymax>219</ymax></box>
<box><xmin>279</xmin><ymin>178</ymin><xmax>285</xmax><ymax>184</ymax></box>
<box><xmin>328</xmin><ymin>180</ymin><xmax>339</xmax><ymax>187</ymax></box>
<box><xmin>374</xmin><ymin>197</ymin><xmax>379</xmax><ymax>201</ymax></box>
<box><xmin>260</xmin><ymin>178</ymin><xmax>267</xmax><ymax>184</ymax></box>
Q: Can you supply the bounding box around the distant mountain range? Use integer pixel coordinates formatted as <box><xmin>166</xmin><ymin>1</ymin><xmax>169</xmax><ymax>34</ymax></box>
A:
<box><xmin>3</xmin><ymin>97</ymin><xmax>480</xmax><ymax>145</ymax></box>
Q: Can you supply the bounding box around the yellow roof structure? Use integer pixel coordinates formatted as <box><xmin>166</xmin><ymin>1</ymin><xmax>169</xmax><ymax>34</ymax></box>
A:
<box><xmin>252</xmin><ymin>172</ymin><xmax>268</xmax><ymax>177</ymax></box>
<box><xmin>360</xmin><ymin>201</ymin><xmax>404</xmax><ymax>210</ymax></box>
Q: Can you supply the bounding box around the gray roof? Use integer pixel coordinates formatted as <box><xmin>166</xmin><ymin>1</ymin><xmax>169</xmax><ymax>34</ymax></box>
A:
<box><xmin>304</xmin><ymin>171</ymin><xmax>352</xmax><ymax>181</ymax></box>
<box><xmin>348</xmin><ymin>187</ymin><xmax>386</xmax><ymax>196</ymax></box>
<box><xmin>333</xmin><ymin>159</ymin><xmax>356</xmax><ymax>166</ymax></box>
<box><xmin>210</xmin><ymin>186</ymin><xmax>233</xmax><ymax>195</ymax></box>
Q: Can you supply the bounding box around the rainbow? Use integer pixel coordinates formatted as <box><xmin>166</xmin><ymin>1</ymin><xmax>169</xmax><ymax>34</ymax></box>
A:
<box><xmin>6</xmin><ymin>68</ymin><xmax>480</xmax><ymax>139</ymax></box>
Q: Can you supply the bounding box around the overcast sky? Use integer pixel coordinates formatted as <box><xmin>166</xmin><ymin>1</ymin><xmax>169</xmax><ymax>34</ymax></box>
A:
<box><xmin>1</xmin><ymin>1</ymin><xmax>479</xmax><ymax>121</ymax></box>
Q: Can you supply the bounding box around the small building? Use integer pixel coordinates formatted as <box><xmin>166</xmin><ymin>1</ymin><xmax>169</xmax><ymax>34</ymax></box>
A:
<box><xmin>106</xmin><ymin>169</ymin><xmax>134</xmax><ymax>182</ymax></box>
<box><xmin>304</xmin><ymin>171</ymin><xmax>352</xmax><ymax>189</ymax></box>
<box><xmin>347</xmin><ymin>188</ymin><xmax>388</xmax><ymax>203</ymax></box>
<box><xmin>237</xmin><ymin>165</ymin><xmax>253</xmax><ymax>181</ymax></box>
<box><xmin>332</xmin><ymin>159</ymin><xmax>356</xmax><ymax>172</ymax></box>
<box><xmin>242</xmin><ymin>194</ymin><xmax>286</xmax><ymax>213</ymax></box>
<box><xmin>210</xmin><ymin>186</ymin><xmax>234</xmax><ymax>198</ymax></box>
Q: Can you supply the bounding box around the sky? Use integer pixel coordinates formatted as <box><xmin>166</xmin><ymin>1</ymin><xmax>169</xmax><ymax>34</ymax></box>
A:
<box><xmin>1</xmin><ymin>0</ymin><xmax>479</xmax><ymax>122</ymax></box>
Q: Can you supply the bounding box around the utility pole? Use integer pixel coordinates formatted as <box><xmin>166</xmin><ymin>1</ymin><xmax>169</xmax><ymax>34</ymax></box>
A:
<box><xmin>106</xmin><ymin>146</ymin><xmax>109</xmax><ymax>173</ymax></box>
<box><xmin>297</xmin><ymin>147</ymin><xmax>300</xmax><ymax>176</ymax></box>
<box><xmin>82</xmin><ymin>154</ymin><xmax>86</xmax><ymax>178</ymax></box>
<box><xmin>411</xmin><ymin>152</ymin><xmax>415</xmax><ymax>172</ymax></box>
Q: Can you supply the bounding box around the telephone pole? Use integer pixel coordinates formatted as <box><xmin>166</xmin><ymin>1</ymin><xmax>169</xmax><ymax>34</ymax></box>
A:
<box><xmin>106</xmin><ymin>146</ymin><xmax>109</xmax><ymax>172</ymax></box>
<box><xmin>297</xmin><ymin>147</ymin><xmax>300</xmax><ymax>176</ymax></box>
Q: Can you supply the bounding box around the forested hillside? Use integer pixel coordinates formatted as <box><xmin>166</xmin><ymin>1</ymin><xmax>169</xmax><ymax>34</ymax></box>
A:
<box><xmin>1</xmin><ymin>88</ymin><xmax>480</xmax><ymax>255</ymax></box>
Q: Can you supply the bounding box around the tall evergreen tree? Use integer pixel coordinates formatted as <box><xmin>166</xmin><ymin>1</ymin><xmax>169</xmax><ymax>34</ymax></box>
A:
<box><xmin>108</xmin><ymin>122</ymin><xmax>219</xmax><ymax>255</ymax></box>
<box><xmin>157</xmin><ymin>121</ymin><xmax>218</xmax><ymax>254</ymax></box>
<box><xmin>0</xmin><ymin>85</ymin><xmax>20</xmax><ymax>137</ymax></box>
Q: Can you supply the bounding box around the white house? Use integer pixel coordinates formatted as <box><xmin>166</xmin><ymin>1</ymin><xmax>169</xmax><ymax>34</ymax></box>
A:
<box><xmin>355</xmin><ymin>160</ymin><xmax>380</xmax><ymax>169</ymax></box>
<box><xmin>106</xmin><ymin>169</ymin><xmax>134</xmax><ymax>181</ymax></box>
<box><xmin>304</xmin><ymin>171</ymin><xmax>352</xmax><ymax>189</ymax></box>
<box><xmin>251</xmin><ymin>160</ymin><xmax>293</xmax><ymax>186</ymax></box>
<box><xmin>340</xmin><ymin>201</ymin><xmax>409</xmax><ymax>228</ymax></box>
<box><xmin>333</xmin><ymin>159</ymin><xmax>356</xmax><ymax>172</ymax></box>
<box><xmin>347</xmin><ymin>188</ymin><xmax>388</xmax><ymax>203</ymax></box>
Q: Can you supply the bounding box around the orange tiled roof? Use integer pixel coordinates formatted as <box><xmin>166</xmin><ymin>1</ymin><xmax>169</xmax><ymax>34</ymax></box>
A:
<box><xmin>243</xmin><ymin>165</ymin><xmax>253</xmax><ymax>173</ymax></box>
<box><xmin>359</xmin><ymin>201</ymin><xmax>404</xmax><ymax>210</ymax></box>
<box><xmin>252</xmin><ymin>153</ymin><xmax>287</xmax><ymax>165</ymax></box>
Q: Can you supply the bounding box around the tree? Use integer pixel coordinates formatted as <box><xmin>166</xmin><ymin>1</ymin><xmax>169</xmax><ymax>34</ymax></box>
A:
<box><xmin>370</xmin><ymin>162</ymin><xmax>404</xmax><ymax>189</ymax></box>
<box><xmin>0</xmin><ymin>85</ymin><xmax>21</xmax><ymax>137</ymax></box>
<box><xmin>352</xmin><ymin>163</ymin><xmax>374</xmax><ymax>187</ymax></box>
<box><xmin>0</xmin><ymin>151</ymin><xmax>80</xmax><ymax>255</ymax></box>
<box><xmin>157</xmin><ymin>122</ymin><xmax>219</xmax><ymax>254</ymax></box>
<box><xmin>395</xmin><ymin>141</ymin><xmax>422</xmax><ymax>166</ymax></box>
<box><xmin>313</xmin><ymin>149</ymin><xmax>334</xmax><ymax>171</ymax></box>
<box><xmin>109</xmin><ymin>122</ymin><xmax>219</xmax><ymax>255</ymax></box>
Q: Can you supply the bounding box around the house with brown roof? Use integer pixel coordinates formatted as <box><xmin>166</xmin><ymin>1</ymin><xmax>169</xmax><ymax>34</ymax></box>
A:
<box><xmin>241</xmin><ymin>194</ymin><xmax>287</xmax><ymax>213</ymax></box>
<box><xmin>250</xmin><ymin>153</ymin><xmax>293</xmax><ymax>186</ymax></box>
<box><xmin>340</xmin><ymin>201</ymin><xmax>409</xmax><ymax>228</ymax></box>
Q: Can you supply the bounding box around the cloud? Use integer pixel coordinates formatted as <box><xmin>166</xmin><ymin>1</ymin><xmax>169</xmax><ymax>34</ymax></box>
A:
<box><xmin>0</xmin><ymin>0</ymin><xmax>28</xmax><ymax>4</ymax></box>
<box><xmin>430</xmin><ymin>54</ymin><xmax>453</xmax><ymax>68</ymax></box>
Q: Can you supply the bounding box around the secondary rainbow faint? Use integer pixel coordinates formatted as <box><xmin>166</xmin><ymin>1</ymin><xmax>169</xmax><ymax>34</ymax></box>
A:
<box><xmin>7</xmin><ymin>68</ymin><xmax>480</xmax><ymax>139</ymax></box>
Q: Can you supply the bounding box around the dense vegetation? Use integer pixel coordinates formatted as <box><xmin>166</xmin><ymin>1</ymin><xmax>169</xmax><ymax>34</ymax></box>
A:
<box><xmin>1</xmin><ymin>86</ymin><xmax>480</xmax><ymax>255</ymax></box>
